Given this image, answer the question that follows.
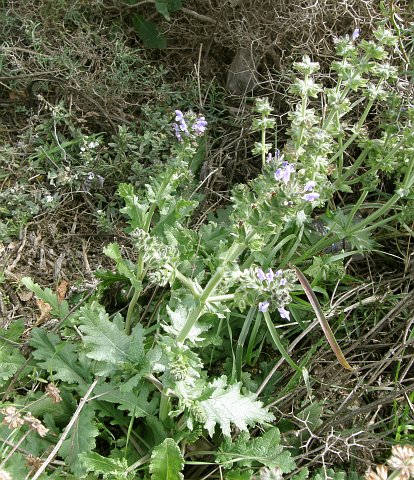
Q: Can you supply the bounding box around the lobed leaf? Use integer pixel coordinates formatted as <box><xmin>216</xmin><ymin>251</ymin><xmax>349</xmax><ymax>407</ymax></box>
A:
<box><xmin>199</xmin><ymin>376</ymin><xmax>275</xmax><ymax>437</ymax></box>
<box><xmin>80</xmin><ymin>452</ymin><xmax>128</xmax><ymax>477</ymax></box>
<box><xmin>30</xmin><ymin>328</ymin><xmax>90</xmax><ymax>385</ymax></box>
<box><xmin>218</xmin><ymin>428</ymin><xmax>295</xmax><ymax>471</ymax></box>
<box><xmin>78</xmin><ymin>302</ymin><xmax>145</xmax><ymax>375</ymax></box>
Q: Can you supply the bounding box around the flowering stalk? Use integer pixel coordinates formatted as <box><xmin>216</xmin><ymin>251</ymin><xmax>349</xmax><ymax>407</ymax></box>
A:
<box><xmin>176</xmin><ymin>239</ymin><xmax>248</xmax><ymax>343</ymax></box>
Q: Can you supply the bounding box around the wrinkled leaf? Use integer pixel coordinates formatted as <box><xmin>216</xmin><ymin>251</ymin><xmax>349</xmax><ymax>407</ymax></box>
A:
<box><xmin>80</xmin><ymin>452</ymin><xmax>128</xmax><ymax>477</ymax></box>
<box><xmin>218</xmin><ymin>428</ymin><xmax>295</xmax><ymax>471</ymax></box>
<box><xmin>78</xmin><ymin>302</ymin><xmax>145</xmax><ymax>376</ymax></box>
<box><xmin>199</xmin><ymin>376</ymin><xmax>274</xmax><ymax>437</ymax></box>
<box><xmin>30</xmin><ymin>328</ymin><xmax>90</xmax><ymax>385</ymax></box>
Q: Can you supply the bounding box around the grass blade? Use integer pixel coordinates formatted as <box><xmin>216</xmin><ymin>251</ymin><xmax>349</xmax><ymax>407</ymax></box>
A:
<box><xmin>292</xmin><ymin>265</ymin><xmax>355</xmax><ymax>372</ymax></box>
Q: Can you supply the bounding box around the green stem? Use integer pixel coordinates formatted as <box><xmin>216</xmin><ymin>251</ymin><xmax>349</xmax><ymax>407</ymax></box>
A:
<box><xmin>329</xmin><ymin>96</ymin><xmax>376</xmax><ymax>166</ymax></box>
<box><xmin>164</xmin><ymin>264</ymin><xmax>202</xmax><ymax>296</ymax></box>
<box><xmin>159</xmin><ymin>392</ymin><xmax>171</xmax><ymax>422</ymax></box>
<box><xmin>143</xmin><ymin>167</ymin><xmax>177</xmax><ymax>233</ymax></box>
<box><xmin>208</xmin><ymin>294</ymin><xmax>235</xmax><ymax>303</ymax></box>
<box><xmin>125</xmin><ymin>289</ymin><xmax>141</xmax><ymax>335</ymax></box>
<box><xmin>125</xmin><ymin>254</ymin><xmax>144</xmax><ymax>335</ymax></box>
<box><xmin>176</xmin><ymin>240</ymin><xmax>247</xmax><ymax>343</ymax></box>
<box><xmin>261</xmin><ymin>112</ymin><xmax>267</xmax><ymax>168</ymax></box>
<box><xmin>263</xmin><ymin>311</ymin><xmax>301</xmax><ymax>373</ymax></box>
<box><xmin>125</xmin><ymin>163</ymin><xmax>181</xmax><ymax>334</ymax></box>
<box><xmin>295</xmin><ymin>74</ymin><xmax>309</xmax><ymax>151</ymax></box>
<box><xmin>235</xmin><ymin>306</ymin><xmax>256</xmax><ymax>381</ymax></box>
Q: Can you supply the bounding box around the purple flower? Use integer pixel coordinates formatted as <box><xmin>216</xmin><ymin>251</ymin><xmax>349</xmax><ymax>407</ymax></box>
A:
<box><xmin>266</xmin><ymin>153</ymin><xmax>273</xmax><ymax>163</ymax></box>
<box><xmin>192</xmin><ymin>116</ymin><xmax>208</xmax><ymax>136</ymax></box>
<box><xmin>283</xmin><ymin>164</ymin><xmax>295</xmax><ymax>184</ymax></box>
<box><xmin>278</xmin><ymin>306</ymin><xmax>290</xmax><ymax>320</ymax></box>
<box><xmin>303</xmin><ymin>192</ymin><xmax>320</xmax><ymax>202</ymax></box>
<box><xmin>275</xmin><ymin>269</ymin><xmax>282</xmax><ymax>276</ymax></box>
<box><xmin>259</xmin><ymin>301</ymin><xmax>270</xmax><ymax>312</ymax></box>
<box><xmin>274</xmin><ymin>162</ymin><xmax>295</xmax><ymax>184</ymax></box>
<box><xmin>173</xmin><ymin>123</ymin><xmax>183</xmax><ymax>141</ymax></box>
<box><xmin>173</xmin><ymin>109</ymin><xmax>190</xmax><ymax>137</ymax></box>
<box><xmin>179</xmin><ymin>121</ymin><xmax>189</xmax><ymax>134</ymax></box>
<box><xmin>304</xmin><ymin>180</ymin><xmax>316</xmax><ymax>192</ymax></box>
<box><xmin>279</xmin><ymin>278</ymin><xmax>287</xmax><ymax>286</ymax></box>
<box><xmin>175</xmin><ymin>110</ymin><xmax>184</xmax><ymax>121</ymax></box>
<box><xmin>352</xmin><ymin>28</ymin><xmax>360</xmax><ymax>41</ymax></box>
<box><xmin>265</xmin><ymin>269</ymin><xmax>274</xmax><ymax>283</ymax></box>
<box><xmin>257</xmin><ymin>268</ymin><xmax>266</xmax><ymax>281</ymax></box>
<box><xmin>274</xmin><ymin>168</ymin><xmax>283</xmax><ymax>181</ymax></box>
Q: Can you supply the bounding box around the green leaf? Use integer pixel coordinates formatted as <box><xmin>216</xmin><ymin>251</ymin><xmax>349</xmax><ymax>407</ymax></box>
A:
<box><xmin>80</xmin><ymin>452</ymin><xmax>128</xmax><ymax>477</ymax></box>
<box><xmin>132</xmin><ymin>15</ymin><xmax>167</xmax><ymax>49</ymax></box>
<box><xmin>225</xmin><ymin>470</ymin><xmax>253</xmax><ymax>480</ymax></box>
<box><xmin>78</xmin><ymin>302</ymin><xmax>145</xmax><ymax>376</ymax></box>
<box><xmin>0</xmin><ymin>321</ymin><xmax>26</xmax><ymax>385</ymax></box>
<box><xmin>166</xmin><ymin>0</ymin><xmax>182</xmax><ymax>12</ymax></box>
<box><xmin>150</xmin><ymin>438</ymin><xmax>184</xmax><ymax>480</ymax></box>
<box><xmin>0</xmin><ymin>318</ymin><xmax>24</xmax><ymax>341</ymax></box>
<box><xmin>21</xmin><ymin>277</ymin><xmax>69</xmax><ymax>319</ymax></box>
<box><xmin>93</xmin><ymin>382</ymin><xmax>158</xmax><ymax>417</ymax></box>
<box><xmin>60</xmin><ymin>405</ymin><xmax>99</xmax><ymax>477</ymax></box>
<box><xmin>218</xmin><ymin>428</ymin><xmax>295</xmax><ymax>471</ymax></box>
<box><xmin>155</xmin><ymin>1</ymin><xmax>171</xmax><ymax>20</ymax></box>
<box><xmin>163</xmin><ymin>304</ymin><xmax>209</xmax><ymax>345</ymax></box>
<box><xmin>312</xmin><ymin>469</ymin><xmax>346</xmax><ymax>480</ymax></box>
<box><xmin>103</xmin><ymin>243</ymin><xmax>142</xmax><ymax>290</ymax></box>
<box><xmin>146</xmin><ymin>415</ymin><xmax>168</xmax><ymax>446</ymax></box>
<box><xmin>155</xmin><ymin>0</ymin><xmax>183</xmax><ymax>19</ymax></box>
<box><xmin>292</xmin><ymin>468</ymin><xmax>309</xmax><ymax>480</ymax></box>
<box><xmin>297</xmin><ymin>401</ymin><xmax>323</xmax><ymax>434</ymax></box>
<box><xmin>30</xmin><ymin>328</ymin><xmax>90</xmax><ymax>385</ymax></box>
<box><xmin>199</xmin><ymin>376</ymin><xmax>275</xmax><ymax>437</ymax></box>
<box><xmin>118</xmin><ymin>183</ymin><xmax>149</xmax><ymax>230</ymax></box>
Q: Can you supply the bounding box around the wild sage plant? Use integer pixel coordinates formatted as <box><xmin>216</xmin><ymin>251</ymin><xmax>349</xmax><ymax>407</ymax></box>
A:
<box><xmin>2</xmin><ymin>24</ymin><xmax>414</xmax><ymax>479</ymax></box>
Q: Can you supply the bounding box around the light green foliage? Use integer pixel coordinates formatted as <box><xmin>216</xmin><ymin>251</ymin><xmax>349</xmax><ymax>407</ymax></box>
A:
<box><xmin>199</xmin><ymin>376</ymin><xmax>275</xmax><ymax>437</ymax></box>
<box><xmin>81</xmin><ymin>452</ymin><xmax>129</xmax><ymax>479</ymax></box>
<box><xmin>78</xmin><ymin>302</ymin><xmax>146</xmax><ymax>376</ymax></box>
<box><xmin>150</xmin><ymin>438</ymin><xmax>184</xmax><ymax>480</ymax></box>
<box><xmin>93</xmin><ymin>382</ymin><xmax>158</xmax><ymax>418</ymax></box>
<box><xmin>118</xmin><ymin>183</ymin><xmax>149</xmax><ymax>231</ymax></box>
<box><xmin>225</xmin><ymin>470</ymin><xmax>254</xmax><ymax>479</ymax></box>
<box><xmin>103</xmin><ymin>243</ymin><xmax>143</xmax><ymax>290</ymax></box>
<box><xmin>293</xmin><ymin>468</ymin><xmax>310</xmax><ymax>480</ymax></box>
<box><xmin>30</xmin><ymin>328</ymin><xmax>91</xmax><ymax>385</ymax></box>
<box><xmin>163</xmin><ymin>304</ymin><xmax>209</xmax><ymax>344</ymax></box>
<box><xmin>21</xmin><ymin>277</ymin><xmax>70</xmax><ymax>319</ymax></box>
<box><xmin>218</xmin><ymin>428</ymin><xmax>295</xmax><ymax>471</ymax></box>
<box><xmin>4</xmin><ymin>16</ymin><xmax>414</xmax><ymax>479</ymax></box>
<box><xmin>60</xmin><ymin>405</ymin><xmax>100</xmax><ymax>476</ymax></box>
<box><xmin>313</xmin><ymin>469</ymin><xmax>347</xmax><ymax>480</ymax></box>
<box><xmin>0</xmin><ymin>319</ymin><xmax>26</xmax><ymax>385</ymax></box>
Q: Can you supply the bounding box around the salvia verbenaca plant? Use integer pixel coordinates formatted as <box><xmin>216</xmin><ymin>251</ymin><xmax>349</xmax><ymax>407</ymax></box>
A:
<box><xmin>1</xmin><ymin>23</ymin><xmax>413</xmax><ymax>478</ymax></box>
